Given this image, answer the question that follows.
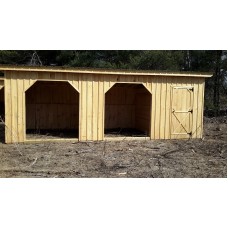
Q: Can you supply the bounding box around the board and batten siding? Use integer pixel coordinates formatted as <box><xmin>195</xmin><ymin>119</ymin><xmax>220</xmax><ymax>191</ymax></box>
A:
<box><xmin>26</xmin><ymin>81</ymin><xmax>79</xmax><ymax>130</ymax></box>
<box><xmin>4</xmin><ymin>70</ymin><xmax>205</xmax><ymax>143</ymax></box>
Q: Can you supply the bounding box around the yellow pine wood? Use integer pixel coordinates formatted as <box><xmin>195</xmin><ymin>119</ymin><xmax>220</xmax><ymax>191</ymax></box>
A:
<box><xmin>147</xmin><ymin>78</ymin><xmax>153</xmax><ymax>139</ymax></box>
<box><xmin>98</xmin><ymin>75</ymin><xmax>104</xmax><ymax>140</ymax></box>
<box><xmin>165</xmin><ymin>77</ymin><xmax>171</xmax><ymax>139</ymax></box>
<box><xmin>196</xmin><ymin>79</ymin><xmax>204</xmax><ymax>138</ymax></box>
<box><xmin>191</xmin><ymin>79</ymin><xmax>199</xmax><ymax>138</ymax></box>
<box><xmin>179</xmin><ymin>77</ymin><xmax>187</xmax><ymax>136</ymax></box>
<box><xmin>11</xmin><ymin>72</ymin><xmax>18</xmax><ymax>143</ymax></box>
<box><xmin>80</xmin><ymin>79</ymin><xmax>87</xmax><ymax>140</ymax></box>
<box><xmin>151</xmin><ymin>77</ymin><xmax>158</xmax><ymax>139</ymax></box>
<box><xmin>25</xmin><ymin>81</ymin><xmax>79</xmax><ymax>131</ymax></box>
<box><xmin>170</xmin><ymin>77</ymin><xmax>194</xmax><ymax>139</ymax></box>
<box><xmin>0</xmin><ymin>65</ymin><xmax>213</xmax><ymax>78</ymax></box>
<box><xmin>201</xmin><ymin>81</ymin><xmax>205</xmax><ymax>138</ymax></box>
<box><xmin>17</xmin><ymin>75</ymin><xmax>24</xmax><ymax>142</ymax></box>
<box><xmin>2</xmin><ymin>70</ymin><xmax>208</xmax><ymax>143</ymax></box>
<box><xmin>92</xmin><ymin>75</ymin><xmax>99</xmax><ymax>140</ymax></box>
<box><xmin>170</xmin><ymin>77</ymin><xmax>176</xmax><ymax>139</ymax></box>
<box><xmin>86</xmin><ymin>74</ymin><xmax>93</xmax><ymax>140</ymax></box>
<box><xmin>159</xmin><ymin>76</ymin><xmax>166</xmax><ymax>139</ymax></box>
<box><xmin>154</xmin><ymin>77</ymin><xmax>161</xmax><ymax>139</ymax></box>
<box><xmin>67</xmin><ymin>73</ymin><xmax>80</xmax><ymax>93</ymax></box>
<box><xmin>5</xmin><ymin>72</ymin><xmax>12</xmax><ymax>143</ymax></box>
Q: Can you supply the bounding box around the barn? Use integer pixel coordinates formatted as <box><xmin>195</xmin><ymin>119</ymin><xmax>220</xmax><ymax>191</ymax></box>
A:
<box><xmin>0</xmin><ymin>65</ymin><xmax>212</xmax><ymax>143</ymax></box>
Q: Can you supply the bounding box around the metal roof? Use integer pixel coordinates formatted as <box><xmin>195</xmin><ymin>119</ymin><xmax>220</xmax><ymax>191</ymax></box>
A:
<box><xmin>0</xmin><ymin>65</ymin><xmax>213</xmax><ymax>78</ymax></box>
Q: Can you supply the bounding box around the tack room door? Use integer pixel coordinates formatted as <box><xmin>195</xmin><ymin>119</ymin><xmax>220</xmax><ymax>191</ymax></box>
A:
<box><xmin>171</xmin><ymin>86</ymin><xmax>193</xmax><ymax>139</ymax></box>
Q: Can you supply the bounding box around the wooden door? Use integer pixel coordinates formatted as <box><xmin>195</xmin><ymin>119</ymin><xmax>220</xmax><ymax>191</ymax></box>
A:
<box><xmin>171</xmin><ymin>86</ymin><xmax>194</xmax><ymax>139</ymax></box>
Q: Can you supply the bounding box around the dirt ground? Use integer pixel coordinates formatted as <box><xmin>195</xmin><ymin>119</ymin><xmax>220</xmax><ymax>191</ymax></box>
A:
<box><xmin>0</xmin><ymin>117</ymin><xmax>227</xmax><ymax>178</ymax></box>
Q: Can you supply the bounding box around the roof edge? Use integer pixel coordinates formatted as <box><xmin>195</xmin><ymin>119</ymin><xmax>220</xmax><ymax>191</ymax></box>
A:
<box><xmin>0</xmin><ymin>65</ymin><xmax>213</xmax><ymax>78</ymax></box>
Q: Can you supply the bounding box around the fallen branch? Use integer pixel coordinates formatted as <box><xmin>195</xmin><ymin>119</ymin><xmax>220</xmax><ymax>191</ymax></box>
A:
<box><xmin>143</xmin><ymin>146</ymin><xmax>160</xmax><ymax>150</ymax></box>
<box><xmin>160</xmin><ymin>149</ymin><xmax>180</xmax><ymax>157</ymax></box>
<box><xmin>78</xmin><ymin>149</ymin><xmax>92</xmax><ymax>153</ymax></box>
<box><xmin>118</xmin><ymin>172</ymin><xmax>127</xmax><ymax>176</ymax></box>
<box><xmin>103</xmin><ymin>140</ymin><xmax>107</xmax><ymax>156</ymax></box>
<box><xmin>0</xmin><ymin>116</ymin><xmax>23</xmax><ymax>156</ymax></box>
<box><xmin>29</xmin><ymin>157</ymin><xmax>37</xmax><ymax>167</ymax></box>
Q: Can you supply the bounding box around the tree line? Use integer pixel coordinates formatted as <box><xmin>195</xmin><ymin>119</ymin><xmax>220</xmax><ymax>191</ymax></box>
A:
<box><xmin>0</xmin><ymin>50</ymin><xmax>226</xmax><ymax>115</ymax></box>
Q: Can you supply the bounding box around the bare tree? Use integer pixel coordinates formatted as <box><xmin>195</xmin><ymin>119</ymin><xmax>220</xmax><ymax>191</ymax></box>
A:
<box><xmin>213</xmin><ymin>50</ymin><xmax>223</xmax><ymax>115</ymax></box>
<box><xmin>29</xmin><ymin>51</ymin><xmax>42</xmax><ymax>66</ymax></box>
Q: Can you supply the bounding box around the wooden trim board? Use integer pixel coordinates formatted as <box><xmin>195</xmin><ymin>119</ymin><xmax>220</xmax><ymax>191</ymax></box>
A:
<box><xmin>0</xmin><ymin>65</ymin><xmax>213</xmax><ymax>78</ymax></box>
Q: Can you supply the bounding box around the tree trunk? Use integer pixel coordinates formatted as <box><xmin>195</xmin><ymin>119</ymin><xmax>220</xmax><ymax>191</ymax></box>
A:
<box><xmin>213</xmin><ymin>51</ymin><xmax>222</xmax><ymax>116</ymax></box>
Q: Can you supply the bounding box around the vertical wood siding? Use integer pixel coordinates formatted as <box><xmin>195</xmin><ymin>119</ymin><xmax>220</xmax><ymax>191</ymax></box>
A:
<box><xmin>26</xmin><ymin>81</ymin><xmax>79</xmax><ymax>130</ymax></box>
<box><xmin>4</xmin><ymin>71</ymin><xmax>206</xmax><ymax>143</ymax></box>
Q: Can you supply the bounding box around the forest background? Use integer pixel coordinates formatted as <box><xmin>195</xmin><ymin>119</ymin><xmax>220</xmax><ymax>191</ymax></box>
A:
<box><xmin>0</xmin><ymin>50</ymin><xmax>226</xmax><ymax>116</ymax></box>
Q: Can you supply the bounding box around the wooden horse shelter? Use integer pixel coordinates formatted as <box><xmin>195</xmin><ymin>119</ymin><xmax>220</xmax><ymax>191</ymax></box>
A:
<box><xmin>0</xmin><ymin>65</ymin><xmax>212</xmax><ymax>143</ymax></box>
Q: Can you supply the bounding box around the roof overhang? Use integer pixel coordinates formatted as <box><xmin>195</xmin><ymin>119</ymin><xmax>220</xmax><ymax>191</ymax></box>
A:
<box><xmin>0</xmin><ymin>65</ymin><xmax>213</xmax><ymax>78</ymax></box>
